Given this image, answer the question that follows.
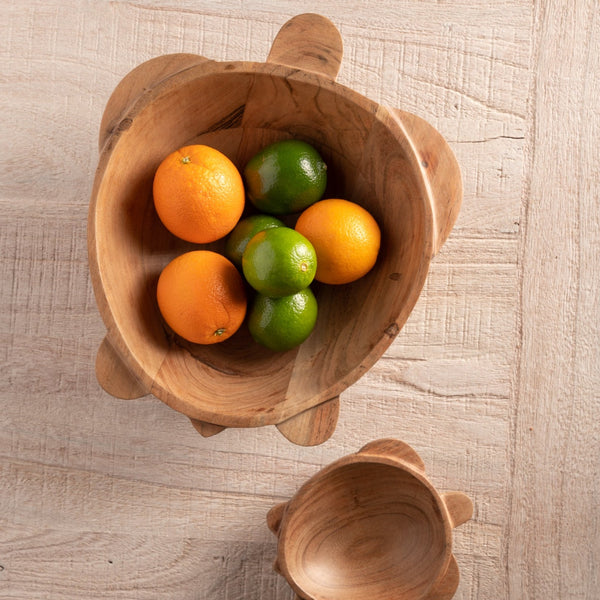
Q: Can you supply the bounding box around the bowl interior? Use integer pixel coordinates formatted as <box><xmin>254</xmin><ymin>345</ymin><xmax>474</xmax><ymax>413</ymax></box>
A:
<box><xmin>93</xmin><ymin>64</ymin><xmax>431</xmax><ymax>426</ymax></box>
<box><xmin>280</xmin><ymin>461</ymin><xmax>448</xmax><ymax>600</ymax></box>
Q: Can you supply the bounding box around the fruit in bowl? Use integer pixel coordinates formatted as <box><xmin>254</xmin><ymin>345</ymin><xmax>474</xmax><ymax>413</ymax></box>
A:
<box><xmin>242</xmin><ymin>226</ymin><xmax>318</xmax><ymax>298</ymax></box>
<box><xmin>153</xmin><ymin>144</ymin><xmax>245</xmax><ymax>244</ymax></box>
<box><xmin>156</xmin><ymin>250</ymin><xmax>247</xmax><ymax>345</ymax></box>
<box><xmin>88</xmin><ymin>13</ymin><xmax>462</xmax><ymax>445</ymax></box>
<box><xmin>150</xmin><ymin>136</ymin><xmax>380</xmax><ymax>356</ymax></box>
<box><xmin>225</xmin><ymin>214</ymin><xmax>285</xmax><ymax>268</ymax></box>
<box><xmin>296</xmin><ymin>198</ymin><xmax>381</xmax><ymax>285</ymax></box>
<box><xmin>244</xmin><ymin>139</ymin><xmax>328</xmax><ymax>215</ymax></box>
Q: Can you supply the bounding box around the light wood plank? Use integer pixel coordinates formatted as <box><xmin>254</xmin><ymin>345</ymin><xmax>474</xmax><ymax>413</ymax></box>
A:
<box><xmin>507</xmin><ymin>1</ymin><xmax>600</xmax><ymax>598</ymax></box>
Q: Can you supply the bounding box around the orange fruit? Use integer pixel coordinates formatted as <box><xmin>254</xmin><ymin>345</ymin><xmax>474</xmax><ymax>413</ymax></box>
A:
<box><xmin>156</xmin><ymin>250</ymin><xmax>247</xmax><ymax>344</ymax></box>
<box><xmin>153</xmin><ymin>144</ymin><xmax>245</xmax><ymax>244</ymax></box>
<box><xmin>295</xmin><ymin>199</ymin><xmax>381</xmax><ymax>285</ymax></box>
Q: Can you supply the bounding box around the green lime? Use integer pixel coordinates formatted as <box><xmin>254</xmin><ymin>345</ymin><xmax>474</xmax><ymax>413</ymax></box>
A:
<box><xmin>224</xmin><ymin>214</ymin><xmax>285</xmax><ymax>267</ymax></box>
<box><xmin>248</xmin><ymin>288</ymin><xmax>318</xmax><ymax>351</ymax></box>
<box><xmin>244</xmin><ymin>139</ymin><xmax>327</xmax><ymax>215</ymax></box>
<box><xmin>242</xmin><ymin>227</ymin><xmax>317</xmax><ymax>297</ymax></box>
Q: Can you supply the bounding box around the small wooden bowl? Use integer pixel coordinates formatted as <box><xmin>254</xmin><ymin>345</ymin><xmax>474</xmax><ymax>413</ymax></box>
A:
<box><xmin>88</xmin><ymin>14</ymin><xmax>462</xmax><ymax>445</ymax></box>
<box><xmin>267</xmin><ymin>439</ymin><xmax>473</xmax><ymax>600</ymax></box>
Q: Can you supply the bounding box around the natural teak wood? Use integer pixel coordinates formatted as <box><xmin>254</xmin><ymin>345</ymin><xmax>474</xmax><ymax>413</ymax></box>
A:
<box><xmin>267</xmin><ymin>439</ymin><xmax>473</xmax><ymax>600</ymax></box>
<box><xmin>95</xmin><ymin>335</ymin><xmax>148</xmax><ymax>400</ymax></box>
<box><xmin>98</xmin><ymin>53</ymin><xmax>213</xmax><ymax>153</ymax></box>
<box><xmin>276</xmin><ymin>396</ymin><xmax>340</xmax><ymax>446</ymax></box>
<box><xmin>88</xmin><ymin>14</ymin><xmax>462</xmax><ymax>445</ymax></box>
<box><xmin>266</xmin><ymin>13</ymin><xmax>343</xmax><ymax>80</ymax></box>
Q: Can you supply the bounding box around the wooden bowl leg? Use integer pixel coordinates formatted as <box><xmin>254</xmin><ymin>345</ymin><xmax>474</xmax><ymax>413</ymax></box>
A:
<box><xmin>267</xmin><ymin>501</ymin><xmax>288</xmax><ymax>535</ymax></box>
<box><xmin>441</xmin><ymin>491</ymin><xmax>474</xmax><ymax>528</ymax></box>
<box><xmin>357</xmin><ymin>438</ymin><xmax>426</xmax><ymax>472</ymax></box>
<box><xmin>391</xmin><ymin>109</ymin><xmax>462</xmax><ymax>255</ymax></box>
<box><xmin>266</xmin><ymin>13</ymin><xmax>343</xmax><ymax>80</ymax></box>
<box><xmin>424</xmin><ymin>554</ymin><xmax>460</xmax><ymax>600</ymax></box>
<box><xmin>276</xmin><ymin>396</ymin><xmax>339</xmax><ymax>446</ymax></box>
<box><xmin>189</xmin><ymin>418</ymin><xmax>226</xmax><ymax>438</ymax></box>
<box><xmin>95</xmin><ymin>335</ymin><xmax>149</xmax><ymax>400</ymax></box>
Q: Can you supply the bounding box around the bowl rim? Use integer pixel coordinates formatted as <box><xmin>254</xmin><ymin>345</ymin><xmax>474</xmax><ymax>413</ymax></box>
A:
<box><xmin>88</xmin><ymin>58</ymin><xmax>436</xmax><ymax>428</ymax></box>
<box><xmin>276</xmin><ymin>451</ymin><xmax>453</xmax><ymax>599</ymax></box>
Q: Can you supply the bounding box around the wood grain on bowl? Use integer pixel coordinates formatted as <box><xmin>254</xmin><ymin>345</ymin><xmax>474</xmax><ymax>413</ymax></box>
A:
<box><xmin>88</xmin><ymin>14</ymin><xmax>462</xmax><ymax>446</ymax></box>
<box><xmin>268</xmin><ymin>439</ymin><xmax>472</xmax><ymax>600</ymax></box>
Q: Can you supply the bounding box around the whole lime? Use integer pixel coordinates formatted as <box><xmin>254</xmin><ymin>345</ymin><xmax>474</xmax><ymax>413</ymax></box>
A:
<box><xmin>224</xmin><ymin>214</ymin><xmax>285</xmax><ymax>268</ymax></box>
<box><xmin>248</xmin><ymin>288</ymin><xmax>318</xmax><ymax>352</ymax></box>
<box><xmin>242</xmin><ymin>227</ymin><xmax>317</xmax><ymax>297</ymax></box>
<box><xmin>244</xmin><ymin>139</ymin><xmax>327</xmax><ymax>215</ymax></box>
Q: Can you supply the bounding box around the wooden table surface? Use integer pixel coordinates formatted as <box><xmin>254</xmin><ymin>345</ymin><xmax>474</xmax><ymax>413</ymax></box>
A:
<box><xmin>2</xmin><ymin>1</ymin><xmax>599</xmax><ymax>598</ymax></box>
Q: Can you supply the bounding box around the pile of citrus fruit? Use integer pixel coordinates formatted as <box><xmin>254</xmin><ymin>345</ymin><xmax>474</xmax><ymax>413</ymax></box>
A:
<box><xmin>153</xmin><ymin>139</ymin><xmax>381</xmax><ymax>351</ymax></box>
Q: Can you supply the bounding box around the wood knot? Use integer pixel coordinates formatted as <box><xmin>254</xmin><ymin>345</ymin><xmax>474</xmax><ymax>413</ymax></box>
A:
<box><xmin>420</xmin><ymin>151</ymin><xmax>437</xmax><ymax>171</ymax></box>
<box><xmin>384</xmin><ymin>323</ymin><xmax>400</xmax><ymax>337</ymax></box>
<box><xmin>116</xmin><ymin>117</ymin><xmax>133</xmax><ymax>132</ymax></box>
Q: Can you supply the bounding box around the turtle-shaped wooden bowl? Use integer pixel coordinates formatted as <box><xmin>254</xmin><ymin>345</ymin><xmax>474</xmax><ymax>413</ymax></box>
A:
<box><xmin>267</xmin><ymin>439</ymin><xmax>473</xmax><ymax>600</ymax></box>
<box><xmin>88</xmin><ymin>14</ymin><xmax>462</xmax><ymax>446</ymax></box>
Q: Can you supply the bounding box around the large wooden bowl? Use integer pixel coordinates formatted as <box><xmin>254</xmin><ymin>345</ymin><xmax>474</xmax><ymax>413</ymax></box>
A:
<box><xmin>267</xmin><ymin>439</ymin><xmax>473</xmax><ymax>600</ymax></box>
<box><xmin>88</xmin><ymin>14</ymin><xmax>462</xmax><ymax>446</ymax></box>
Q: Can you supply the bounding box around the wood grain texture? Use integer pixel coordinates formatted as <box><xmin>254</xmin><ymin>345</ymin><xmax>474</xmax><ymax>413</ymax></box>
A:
<box><xmin>266</xmin><ymin>12</ymin><xmax>343</xmax><ymax>79</ymax></box>
<box><xmin>87</xmin><ymin>13</ymin><xmax>460</xmax><ymax>442</ymax></box>
<box><xmin>276</xmin><ymin>397</ymin><xmax>340</xmax><ymax>447</ymax></box>
<box><xmin>269</xmin><ymin>441</ymin><xmax>472</xmax><ymax>600</ymax></box>
<box><xmin>95</xmin><ymin>335</ymin><xmax>149</xmax><ymax>399</ymax></box>
<box><xmin>507</xmin><ymin>1</ymin><xmax>600</xmax><ymax>598</ymax></box>
<box><xmin>1</xmin><ymin>1</ymin><xmax>598</xmax><ymax>599</ymax></box>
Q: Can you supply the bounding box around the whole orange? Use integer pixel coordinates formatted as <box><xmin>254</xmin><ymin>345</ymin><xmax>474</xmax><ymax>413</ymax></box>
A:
<box><xmin>156</xmin><ymin>250</ymin><xmax>247</xmax><ymax>344</ymax></box>
<box><xmin>295</xmin><ymin>199</ymin><xmax>381</xmax><ymax>285</ymax></box>
<box><xmin>153</xmin><ymin>144</ymin><xmax>245</xmax><ymax>243</ymax></box>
